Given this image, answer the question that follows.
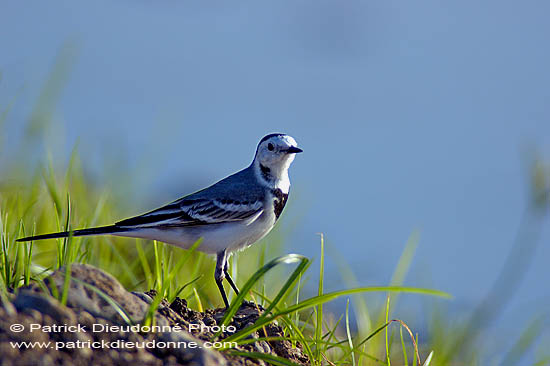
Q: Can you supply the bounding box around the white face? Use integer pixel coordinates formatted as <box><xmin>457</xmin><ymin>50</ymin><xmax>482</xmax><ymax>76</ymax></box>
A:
<box><xmin>255</xmin><ymin>134</ymin><xmax>302</xmax><ymax>168</ymax></box>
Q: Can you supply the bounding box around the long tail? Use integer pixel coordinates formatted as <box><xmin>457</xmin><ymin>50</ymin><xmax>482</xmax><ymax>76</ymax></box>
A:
<box><xmin>16</xmin><ymin>225</ymin><xmax>130</xmax><ymax>242</ymax></box>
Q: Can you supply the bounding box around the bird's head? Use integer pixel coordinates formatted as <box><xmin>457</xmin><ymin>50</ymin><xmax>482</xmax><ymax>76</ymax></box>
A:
<box><xmin>253</xmin><ymin>133</ymin><xmax>302</xmax><ymax>188</ymax></box>
<box><xmin>254</xmin><ymin>133</ymin><xmax>302</xmax><ymax>168</ymax></box>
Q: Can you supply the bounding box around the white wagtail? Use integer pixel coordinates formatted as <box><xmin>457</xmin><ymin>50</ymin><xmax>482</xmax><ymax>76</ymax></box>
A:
<box><xmin>17</xmin><ymin>133</ymin><xmax>302</xmax><ymax>308</ymax></box>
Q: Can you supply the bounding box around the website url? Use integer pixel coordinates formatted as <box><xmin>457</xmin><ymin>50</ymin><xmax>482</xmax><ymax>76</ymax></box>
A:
<box><xmin>10</xmin><ymin>339</ymin><xmax>237</xmax><ymax>350</ymax></box>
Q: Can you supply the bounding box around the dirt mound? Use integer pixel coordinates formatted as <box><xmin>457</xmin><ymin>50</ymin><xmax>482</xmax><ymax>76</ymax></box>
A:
<box><xmin>0</xmin><ymin>264</ymin><xmax>309</xmax><ymax>366</ymax></box>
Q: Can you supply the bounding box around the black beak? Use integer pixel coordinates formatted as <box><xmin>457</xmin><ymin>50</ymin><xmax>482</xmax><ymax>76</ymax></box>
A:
<box><xmin>285</xmin><ymin>146</ymin><xmax>303</xmax><ymax>154</ymax></box>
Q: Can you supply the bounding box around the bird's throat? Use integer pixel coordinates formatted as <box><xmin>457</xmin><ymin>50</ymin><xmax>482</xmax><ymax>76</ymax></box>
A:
<box><xmin>260</xmin><ymin>163</ymin><xmax>272</xmax><ymax>182</ymax></box>
<box><xmin>258</xmin><ymin>162</ymin><xmax>290</xmax><ymax>194</ymax></box>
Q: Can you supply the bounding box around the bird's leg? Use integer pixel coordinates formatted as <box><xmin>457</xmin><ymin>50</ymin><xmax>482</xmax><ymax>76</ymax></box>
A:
<box><xmin>215</xmin><ymin>250</ymin><xmax>230</xmax><ymax>309</ymax></box>
<box><xmin>223</xmin><ymin>256</ymin><xmax>240</xmax><ymax>295</ymax></box>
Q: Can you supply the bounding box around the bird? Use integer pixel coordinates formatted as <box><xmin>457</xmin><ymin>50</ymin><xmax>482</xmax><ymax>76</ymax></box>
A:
<box><xmin>17</xmin><ymin>133</ymin><xmax>303</xmax><ymax>308</ymax></box>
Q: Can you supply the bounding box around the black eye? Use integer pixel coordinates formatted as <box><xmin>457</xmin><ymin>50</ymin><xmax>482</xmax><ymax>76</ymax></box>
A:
<box><xmin>267</xmin><ymin>143</ymin><xmax>274</xmax><ymax>151</ymax></box>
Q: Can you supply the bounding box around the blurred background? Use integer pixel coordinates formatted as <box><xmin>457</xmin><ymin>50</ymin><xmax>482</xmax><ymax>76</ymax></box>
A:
<box><xmin>1</xmin><ymin>1</ymin><xmax>549</xmax><ymax>364</ymax></box>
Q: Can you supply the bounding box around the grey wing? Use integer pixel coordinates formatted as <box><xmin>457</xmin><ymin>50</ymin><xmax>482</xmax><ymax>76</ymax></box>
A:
<box><xmin>115</xmin><ymin>198</ymin><xmax>264</xmax><ymax>228</ymax></box>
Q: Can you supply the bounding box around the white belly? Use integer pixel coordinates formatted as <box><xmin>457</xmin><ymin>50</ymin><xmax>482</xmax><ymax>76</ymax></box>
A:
<box><xmin>114</xmin><ymin>209</ymin><xmax>276</xmax><ymax>254</ymax></box>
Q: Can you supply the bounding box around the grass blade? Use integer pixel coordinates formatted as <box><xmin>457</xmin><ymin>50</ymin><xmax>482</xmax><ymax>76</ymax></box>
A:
<box><xmin>315</xmin><ymin>233</ymin><xmax>324</xmax><ymax>364</ymax></box>
<box><xmin>422</xmin><ymin>351</ymin><xmax>434</xmax><ymax>366</ymax></box>
<box><xmin>218</xmin><ymin>254</ymin><xmax>309</xmax><ymax>333</ymax></box>
<box><xmin>345</xmin><ymin>298</ymin><xmax>356</xmax><ymax>366</ymax></box>
<box><xmin>401</xmin><ymin>326</ymin><xmax>408</xmax><ymax>366</ymax></box>
<box><xmin>225</xmin><ymin>286</ymin><xmax>450</xmax><ymax>343</ymax></box>
<box><xmin>386</xmin><ymin>296</ymin><xmax>391</xmax><ymax>366</ymax></box>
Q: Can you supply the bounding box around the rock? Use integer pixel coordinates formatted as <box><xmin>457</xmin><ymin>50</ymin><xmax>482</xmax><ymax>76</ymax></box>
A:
<box><xmin>44</xmin><ymin>263</ymin><xmax>165</xmax><ymax>325</ymax></box>
<box><xmin>159</xmin><ymin>331</ymin><xmax>226</xmax><ymax>366</ymax></box>
<box><xmin>13</xmin><ymin>290</ymin><xmax>77</xmax><ymax>325</ymax></box>
<box><xmin>0</xmin><ymin>263</ymin><xmax>308</xmax><ymax>365</ymax></box>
